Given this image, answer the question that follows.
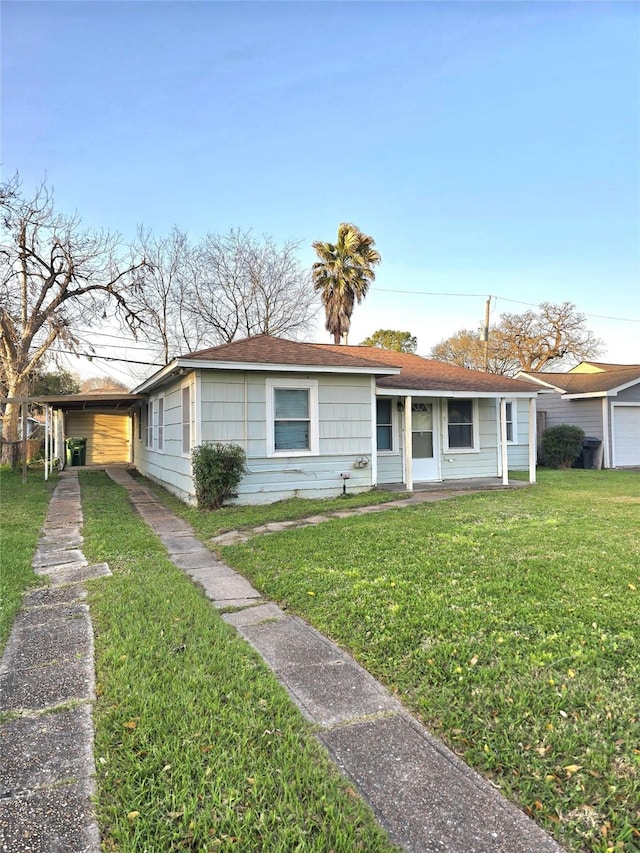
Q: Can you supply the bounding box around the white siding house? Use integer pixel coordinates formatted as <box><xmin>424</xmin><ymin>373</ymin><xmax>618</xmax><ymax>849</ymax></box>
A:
<box><xmin>132</xmin><ymin>336</ymin><xmax>539</xmax><ymax>505</ymax></box>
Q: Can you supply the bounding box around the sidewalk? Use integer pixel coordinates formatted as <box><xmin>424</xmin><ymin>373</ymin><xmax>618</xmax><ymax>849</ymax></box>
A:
<box><xmin>0</xmin><ymin>470</ymin><xmax>109</xmax><ymax>853</ymax></box>
<box><xmin>105</xmin><ymin>467</ymin><xmax>564</xmax><ymax>853</ymax></box>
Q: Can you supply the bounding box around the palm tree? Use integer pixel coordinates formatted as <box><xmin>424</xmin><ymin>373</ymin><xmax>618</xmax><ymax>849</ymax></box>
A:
<box><xmin>312</xmin><ymin>223</ymin><xmax>381</xmax><ymax>344</ymax></box>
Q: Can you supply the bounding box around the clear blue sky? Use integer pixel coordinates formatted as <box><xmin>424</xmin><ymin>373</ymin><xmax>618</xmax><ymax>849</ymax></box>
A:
<box><xmin>2</xmin><ymin>0</ymin><xmax>639</xmax><ymax>384</ymax></box>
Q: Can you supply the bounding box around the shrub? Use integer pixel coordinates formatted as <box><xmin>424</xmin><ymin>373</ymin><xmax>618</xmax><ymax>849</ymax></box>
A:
<box><xmin>541</xmin><ymin>424</ymin><xmax>585</xmax><ymax>469</ymax></box>
<box><xmin>191</xmin><ymin>442</ymin><xmax>247</xmax><ymax>510</ymax></box>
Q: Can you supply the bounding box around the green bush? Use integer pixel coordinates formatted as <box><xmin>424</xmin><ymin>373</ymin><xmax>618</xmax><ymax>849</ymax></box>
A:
<box><xmin>541</xmin><ymin>424</ymin><xmax>585</xmax><ymax>469</ymax></box>
<box><xmin>191</xmin><ymin>442</ymin><xmax>247</xmax><ymax>509</ymax></box>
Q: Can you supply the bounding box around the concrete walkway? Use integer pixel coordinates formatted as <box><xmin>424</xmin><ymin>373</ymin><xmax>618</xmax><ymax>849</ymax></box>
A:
<box><xmin>0</xmin><ymin>470</ymin><xmax>110</xmax><ymax>853</ymax></box>
<box><xmin>103</xmin><ymin>467</ymin><xmax>564</xmax><ymax>853</ymax></box>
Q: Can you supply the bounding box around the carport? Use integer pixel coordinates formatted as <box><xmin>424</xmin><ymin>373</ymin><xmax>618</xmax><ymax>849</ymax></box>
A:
<box><xmin>35</xmin><ymin>393</ymin><xmax>144</xmax><ymax>477</ymax></box>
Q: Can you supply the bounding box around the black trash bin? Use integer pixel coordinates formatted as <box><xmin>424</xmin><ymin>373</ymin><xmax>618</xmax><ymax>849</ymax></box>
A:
<box><xmin>66</xmin><ymin>437</ymin><xmax>87</xmax><ymax>466</ymax></box>
<box><xmin>581</xmin><ymin>437</ymin><xmax>601</xmax><ymax>470</ymax></box>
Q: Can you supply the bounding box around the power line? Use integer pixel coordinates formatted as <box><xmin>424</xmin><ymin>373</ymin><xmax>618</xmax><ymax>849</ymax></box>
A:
<box><xmin>373</xmin><ymin>288</ymin><xmax>640</xmax><ymax>324</ymax></box>
<box><xmin>49</xmin><ymin>348</ymin><xmax>164</xmax><ymax>367</ymax></box>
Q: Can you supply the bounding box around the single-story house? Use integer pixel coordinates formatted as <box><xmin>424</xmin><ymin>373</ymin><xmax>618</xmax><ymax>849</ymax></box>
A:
<box><xmin>124</xmin><ymin>335</ymin><xmax>539</xmax><ymax>504</ymax></box>
<box><xmin>518</xmin><ymin>361</ymin><xmax>640</xmax><ymax>468</ymax></box>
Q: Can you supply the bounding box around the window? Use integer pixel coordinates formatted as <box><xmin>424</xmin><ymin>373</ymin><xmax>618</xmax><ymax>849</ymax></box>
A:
<box><xmin>146</xmin><ymin>400</ymin><xmax>154</xmax><ymax>449</ymax></box>
<box><xmin>446</xmin><ymin>399</ymin><xmax>477</xmax><ymax>450</ymax></box>
<box><xmin>182</xmin><ymin>385</ymin><xmax>191</xmax><ymax>454</ymax></box>
<box><xmin>376</xmin><ymin>398</ymin><xmax>393</xmax><ymax>451</ymax></box>
<box><xmin>266</xmin><ymin>378</ymin><xmax>318</xmax><ymax>456</ymax></box>
<box><xmin>157</xmin><ymin>396</ymin><xmax>164</xmax><ymax>451</ymax></box>
<box><xmin>274</xmin><ymin>388</ymin><xmax>310</xmax><ymax>450</ymax></box>
<box><xmin>504</xmin><ymin>400</ymin><xmax>516</xmax><ymax>443</ymax></box>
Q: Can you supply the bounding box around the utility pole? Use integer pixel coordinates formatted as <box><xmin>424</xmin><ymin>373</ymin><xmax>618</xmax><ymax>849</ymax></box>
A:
<box><xmin>482</xmin><ymin>297</ymin><xmax>491</xmax><ymax>371</ymax></box>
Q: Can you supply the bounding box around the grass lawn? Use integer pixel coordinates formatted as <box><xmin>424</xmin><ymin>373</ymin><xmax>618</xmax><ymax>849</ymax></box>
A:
<box><xmin>220</xmin><ymin>470</ymin><xmax>640</xmax><ymax>853</ymax></box>
<box><xmin>128</xmin><ymin>471</ymin><xmax>403</xmax><ymax>538</ymax></box>
<box><xmin>0</xmin><ymin>466</ymin><xmax>56</xmax><ymax>653</ymax></box>
<box><xmin>80</xmin><ymin>471</ymin><xmax>400</xmax><ymax>853</ymax></box>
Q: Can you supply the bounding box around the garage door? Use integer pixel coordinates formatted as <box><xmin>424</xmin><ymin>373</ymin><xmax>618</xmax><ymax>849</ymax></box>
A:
<box><xmin>65</xmin><ymin>412</ymin><xmax>131</xmax><ymax>464</ymax></box>
<box><xmin>613</xmin><ymin>405</ymin><xmax>640</xmax><ymax>467</ymax></box>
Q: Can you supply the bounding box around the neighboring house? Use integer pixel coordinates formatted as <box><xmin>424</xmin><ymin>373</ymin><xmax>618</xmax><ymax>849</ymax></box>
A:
<box><xmin>518</xmin><ymin>362</ymin><xmax>640</xmax><ymax>468</ymax></box>
<box><xmin>128</xmin><ymin>335</ymin><xmax>539</xmax><ymax>505</ymax></box>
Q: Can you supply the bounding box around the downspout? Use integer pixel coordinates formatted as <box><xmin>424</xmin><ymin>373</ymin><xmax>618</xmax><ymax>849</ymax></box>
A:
<box><xmin>499</xmin><ymin>397</ymin><xmax>509</xmax><ymax>485</ymax></box>
<box><xmin>528</xmin><ymin>397</ymin><xmax>537</xmax><ymax>483</ymax></box>
<box><xmin>601</xmin><ymin>397</ymin><xmax>610</xmax><ymax>468</ymax></box>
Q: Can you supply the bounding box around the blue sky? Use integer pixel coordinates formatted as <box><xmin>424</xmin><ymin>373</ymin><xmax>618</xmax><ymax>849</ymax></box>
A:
<box><xmin>2</xmin><ymin>0</ymin><xmax>639</xmax><ymax>383</ymax></box>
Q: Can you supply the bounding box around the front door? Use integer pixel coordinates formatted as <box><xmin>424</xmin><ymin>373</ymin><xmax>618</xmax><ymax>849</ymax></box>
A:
<box><xmin>411</xmin><ymin>399</ymin><xmax>439</xmax><ymax>481</ymax></box>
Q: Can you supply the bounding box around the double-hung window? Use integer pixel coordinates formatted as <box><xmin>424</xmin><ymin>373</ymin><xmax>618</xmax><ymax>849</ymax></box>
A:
<box><xmin>504</xmin><ymin>400</ymin><xmax>516</xmax><ymax>443</ymax></box>
<box><xmin>446</xmin><ymin>399</ymin><xmax>478</xmax><ymax>451</ymax></box>
<box><xmin>267</xmin><ymin>378</ymin><xmax>318</xmax><ymax>456</ymax></box>
<box><xmin>146</xmin><ymin>400</ymin><xmax>154</xmax><ymax>449</ymax></box>
<box><xmin>376</xmin><ymin>398</ymin><xmax>393</xmax><ymax>451</ymax></box>
<box><xmin>157</xmin><ymin>396</ymin><xmax>164</xmax><ymax>451</ymax></box>
<box><xmin>182</xmin><ymin>385</ymin><xmax>191</xmax><ymax>454</ymax></box>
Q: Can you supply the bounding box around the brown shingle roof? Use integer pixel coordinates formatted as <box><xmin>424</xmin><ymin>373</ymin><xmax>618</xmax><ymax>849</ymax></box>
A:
<box><xmin>317</xmin><ymin>345</ymin><xmax>538</xmax><ymax>393</ymax></box>
<box><xmin>183</xmin><ymin>335</ymin><xmax>399</xmax><ymax>371</ymax></box>
<box><xmin>178</xmin><ymin>336</ymin><xmax>537</xmax><ymax>393</ymax></box>
<box><xmin>520</xmin><ymin>364</ymin><xmax>640</xmax><ymax>395</ymax></box>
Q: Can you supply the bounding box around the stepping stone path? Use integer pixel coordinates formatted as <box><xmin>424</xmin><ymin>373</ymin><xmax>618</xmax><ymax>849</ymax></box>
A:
<box><xmin>0</xmin><ymin>470</ymin><xmax>109</xmax><ymax>853</ymax></box>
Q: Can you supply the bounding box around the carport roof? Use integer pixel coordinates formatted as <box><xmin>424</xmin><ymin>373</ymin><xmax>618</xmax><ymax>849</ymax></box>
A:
<box><xmin>29</xmin><ymin>393</ymin><xmax>143</xmax><ymax>411</ymax></box>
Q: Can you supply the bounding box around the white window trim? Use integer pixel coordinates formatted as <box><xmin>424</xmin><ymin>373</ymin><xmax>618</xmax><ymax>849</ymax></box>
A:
<box><xmin>444</xmin><ymin>398</ymin><xmax>480</xmax><ymax>453</ymax></box>
<box><xmin>504</xmin><ymin>398</ymin><xmax>518</xmax><ymax>444</ymax></box>
<box><xmin>181</xmin><ymin>382</ymin><xmax>194</xmax><ymax>456</ymax></box>
<box><xmin>157</xmin><ymin>394</ymin><xmax>165</xmax><ymax>453</ymax></box>
<box><xmin>376</xmin><ymin>396</ymin><xmax>396</xmax><ymax>454</ymax></box>
<box><xmin>266</xmin><ymin>377</ymin><xmax>319</xmax><ymax>457</ymax></box>
<box><xmin>146</xmin><ymin>400</ymin><xmax>154</xmax><ymax>450</ymax></box>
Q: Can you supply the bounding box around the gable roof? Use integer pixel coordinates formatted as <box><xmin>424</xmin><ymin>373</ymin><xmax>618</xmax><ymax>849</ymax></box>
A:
<box><xmin>317</xmin><ymin>345</ymin><xmax>538</xmax><ymax>395</ymax></box>
<box><xmin>518</xmin><ymin>363</ymin><xmax>640</xmax><ymax>397</ymax></box>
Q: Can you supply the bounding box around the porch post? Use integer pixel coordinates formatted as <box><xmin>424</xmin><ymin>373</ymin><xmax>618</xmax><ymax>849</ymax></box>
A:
<box><xmin>404</xmin><ymin>396</ymin><xmax>413</xmax><ymax>491</ymax></box>
<box><xmin>499</xmin><ymin>397</ymin><xmax>509</xmax><ymax>485</ymax></box>
<box><xmin>528</xmin><ymin>397</ymin><xmax>537</xmax><ymax>483</ymax></box>
<box><xmin>370</xmin><ymin>377</ymin><xmax>378</xmax><ymax>487</ymax></box>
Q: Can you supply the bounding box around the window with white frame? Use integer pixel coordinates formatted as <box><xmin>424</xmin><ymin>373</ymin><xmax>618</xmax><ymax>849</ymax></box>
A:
<box><xmin>267</xmin><ymin>378</ymin><xmax>318</xmax><ymax>455</ymax></box>
<box><xmin>376</xmin><ymin>398</ymin><xmax>393</xmax><ymax>451</ymax></box>
<box><xmin>181</xmin><ymin>385</ymin><xmax>191</xmax><ymax>454</ymax></box>
<box><xmin>504</xmin><ymin>400</ymin><xmax>517</xmax><ymax>443</ymax></box>
<box><xmin>157</xmin><ymin>396</ymin><xmax>164</xmax><ymax>451</ymax></box>
<box><xmin>446</xmin><ymin>399</ymin><xmax>478</xmax><ymax>451</ymax></box>
<box><xmin>146</xmin><ymin>400</ymin><xmax>154</xmax><ymax>449</ymax></box>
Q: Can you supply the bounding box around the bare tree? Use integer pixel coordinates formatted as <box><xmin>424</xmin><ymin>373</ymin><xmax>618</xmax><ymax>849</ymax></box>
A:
<box><xmin>0</xmin><ymin>176</ymin><xmax>147</xmax><ymax>458</ymax></box>
<box><xmin>187</xmin><ymin>229</ymin><xmax>318</xmax><ymax>345</ymax></box>
<box><xmin>430</xmin><ymin>302</ymin><xmax>603</xmax><ymax>375</ymax></box>
<box><xmin>132</xmin><ymin>226</ymin><xmax>207</xmax><ymax>364</ymax></box>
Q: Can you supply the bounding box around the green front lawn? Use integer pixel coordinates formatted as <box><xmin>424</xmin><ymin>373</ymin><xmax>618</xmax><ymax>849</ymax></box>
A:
<box><xmin>80</xmin><ymin>472</ymin><xmax>399</xmax><ymax>853</ymax></box>
<box><xmin>221</xmin><ymin>470</ymin><xmax>640</xmax><ymax>853</ymax></box>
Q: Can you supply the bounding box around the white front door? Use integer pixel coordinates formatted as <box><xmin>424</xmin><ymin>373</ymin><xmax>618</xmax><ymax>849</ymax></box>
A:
<box><xmin>411</xmin><ymin>399</ymin><xmax>440</xmax><ymax>481</ymax></box>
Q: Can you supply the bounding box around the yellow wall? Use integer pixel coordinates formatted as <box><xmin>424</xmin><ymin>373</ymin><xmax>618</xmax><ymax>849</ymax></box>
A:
<box><xmin>65</xmin><ymin>412</ymin><xmax>131</xmax><ymax>464</ymax></box>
